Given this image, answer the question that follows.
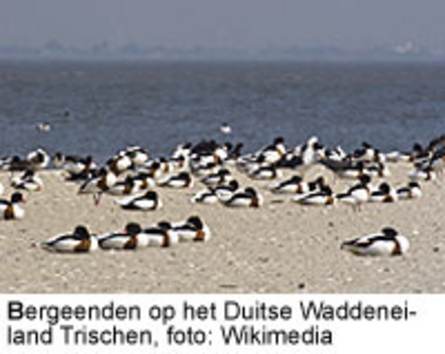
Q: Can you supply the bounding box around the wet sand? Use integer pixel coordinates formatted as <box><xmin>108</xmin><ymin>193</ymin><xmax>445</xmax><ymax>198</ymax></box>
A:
<box><xmin>0</xmin><ymin>163</ymin><xmax>444</xmax><ymax>293</ymax></box>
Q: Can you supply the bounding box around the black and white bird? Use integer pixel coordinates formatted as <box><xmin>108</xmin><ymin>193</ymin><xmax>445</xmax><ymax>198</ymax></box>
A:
<box><xmin>397</xmin><ymin>182</ymin><xmax>422</xmax><ymax>200</ymax></box>
<box><xmin>114</xmin><ymin>190</ymin><xmax>162</xmax><ymax>211</ymax></box>
<box><xmin>370</xmin><ymin>182</ymin><xmax>398</xmax><ymax>203</ymax></box>
<box><xmin>224</xmin><ymin>187</ymin><xmax>263</xmax><ymax>208</ymax></box>
<box><xmin>41</xmin><ymin>225</ymin><xmax>98</xmax><ymax>253</ymax></box>
<box><xmin>172</xmin><ymin>216</ymin><xmax>212</xmax><ymax>242</ymax></box>
<box><xmin>292</xmin><ymin>185</ymin><xmax>335</xmax><ymax>206</ymax></box>
<box><xmin>98</xmin><ymin>223</ymin><xmax>144</xmax><ymax>250</ymax></box>
<box><xmin>341</xmin><ymin>227</ymin><xmax>409</xmax><ymax>256</ymax></box>
<box><xmin>158</xmin><ymin>172</ymin><xmax>193</xmax><ymax>188</ymax></box>
<box><xmin>139</xmin><ymin>222</ymin><xmax>179</xmax><ymax>247</ymax></box>
<box><xmin>0</xmin><ymin>192</ymin><xmax>26</xmax><ymax>220</ymax></box>
<box><xmin>11</xmin><ymin>170</ymin><xmax>44</xmax><ymax>191</ymax></box>
<box><xmin>220</xmin><ymin>122</ymin><xmax>232</xmax><ymax>135</ymax></box>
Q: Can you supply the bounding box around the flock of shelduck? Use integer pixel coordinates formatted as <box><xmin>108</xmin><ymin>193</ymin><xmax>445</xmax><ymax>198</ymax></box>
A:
<box><xmin>2</xmin><ymin>130</ymin><xmax>445</xmax><ymax>257</ymax></box>
<box><xmin>41</xmin><ymin>215</ymin><xmax>211</xmax><ymax>252</ymax></box>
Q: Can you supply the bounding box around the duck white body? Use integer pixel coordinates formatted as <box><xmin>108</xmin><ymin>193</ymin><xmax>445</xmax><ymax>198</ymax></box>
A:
<box><xmin>158</xmin><ymin>172</ymin><xmax>193</xmax><ymax>188</ymax></box>
<box><xmin>107</xmin><ymin>178</ymin><xmax>141</xmax><ymax>196</ymax></box>
<box><xmin>114</xmin><ymin>191</ymin><xmax>162</xmax><ymax>211</ymax></box>
<box><xmin>172</xmin><ymin>216</ymin><xmax>211</xmax><ymax>242</ymax></box>
<box><xmin>397</xmin><ymin>182</ymin><xmax>422</xmax><ymax>200</ymax></box>
<box><xmin>98</xmin><ymin>223</ymin><xmax>144</xmax><ymax>250</ymax></box>
<box><xmin>27</xmin><ymin>148</ymin><xmax>50</xmax><ymax>170</ymax></box>
<box><xmin>341</xmin><ymin>228</ymin><xmax>409</xmax><ymax>256</ymax></box>
<box><xmin>0</xmin><ymin>203</ymin><xmax>25</xmax><ymax>220</ymax></box>
<box><xmin>191</xmin><ymin>189</ymin><xmax>219</xmax><ymax>204</ymax></box>
<box><xmin>125</xmin><ymin>146</ymin><xmax>149</xmax><ymax>166</ymax></box>
<box><xmin>201</xmin><ymin>169</ymin><xmax>231</xmax><ymax>186</ymax></box>
<box><xmin>409</xmin><ymin>168</ymin><xmax>436</xmax><ymax>182</ymax></box>
<box><xmin>292</xmin><ymin>188</ymin><xmax>335</xmax><ymax>206</ymax></box>
<box><xmin>385</xmin><ymin>151</ymin><xmax>411</xmax><ymax>163</ymax></box>
<box><xmin>225</xmin><ymin>188</ymin><xmax>263</xmax><ymax>208</ymax></box>
<box><xmin>369</xmin><ymin>183</ymin><xmax>399</xmax><ymax>203</ymax></box>
<box><xmin>139</xmin><ymin>224</ymin><xmax>179</xmax><ymax>247</ymax></box>
<box><xmin>41</xmin><ymin>226</ymin><xmax>98</xmax><ymax>253</ymax></box>
<box><xmin>213</xmin><ymin>180</ymin><xmax>239</xmax><ymax>202</ymax></box>
<box><xmin>220</xmin><ymin>123</ymin><xmax>231</xmax><ymax>134</ymax></box>
<box><xmin>249</xmin><ymin>165</ymin><xmax>281</xmax><ymax>180</ymax></box>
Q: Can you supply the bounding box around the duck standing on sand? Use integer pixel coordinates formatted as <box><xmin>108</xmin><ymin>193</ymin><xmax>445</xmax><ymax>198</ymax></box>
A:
<box><xmin>98</xmin><ymin>223</ymin><xmax>144</xmax><ymax>250</ymax></box>
<box><xmin>114</xmin><ymin>190</ymin><xmax>162</xmax><ymax>211</ymax></box>
<box><xmin>78</xmin><ymin>168</ymin><xmax>117</xmax><ymax>204</ymax></box>
<box><xmin>0</xmin><ymin>192</ymin><xmax>26</xmax><ymax>220</ymax></box>
<box><xmin>41</xmin><ymin>225</ymin><xmax>98</xmax><ymax>253</ymax></box>
<box><xmin>336</xmin><ymin>174</ymin><xmax>372</xmax><ymax>211</ymax></box>
<box><xmin>341</xmin><ymin>227</ymin><xmax>409</xmax><ymax>256</ymax></box>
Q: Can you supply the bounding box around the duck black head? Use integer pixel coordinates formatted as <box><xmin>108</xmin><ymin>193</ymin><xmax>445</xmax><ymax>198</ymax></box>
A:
<box><xmin>382</xmin><ymin>227</ymin><xmax>398</xmax><ymax>238</ymax></box>
<box><xmin>362</xmin><ymin>142</ymin><xmax>372</xmax><ymax>149</ymax></box>
<box><xmin>290</xmin><ymin>175</ymin><xmax>303</xmax><ymax>183</ymax></box>
<box><xmin>145</xmin><ymin>191</ymin><xmax>158</xmax><ymax>200</ymax></box>
<box><xmin>322</xmin><ymin>185</ymin><xmax>333</xmax><ymax>195</ymax></box>
<box><xmin>313</xmin><ymin>142</ymin><xmax>324</xmax><ymax>151</ymax></box>
<box><xmin>245</xmin><ymin>187</ymin><xmax>257</xmax><ymax>196</ymax></box>
<box><xmin>150</xmin><ymin>161</ymin><xmax>161</xmax><ymax>170</ymax></box>
<box><xmin>158</xmin><ymin>221</ymin><xmax>172</xmax><ymax>230</ymax></box>
<box><xmin>359</xmin><ymin>174</ymin><xmax>371</xmax><ymax>185</ymax></box>
<box><xmin>23</xmin><ymin>169</ymin><xmax>35</xmax><ymax>178</ymax></box>
<box><xmin>54</xmin><ymin>152</ymin><xmax>64</xmax><ymax>160</ymax></box>
<box><xmin>187</xmin><ymin>216</ymin><xmax>204</xmax><ymax>230</ymax></box>
<box><xmin>11</xmin><ymin>192</ymin><xmax>25</xmax><ymax>204</ymax></box>
<box><xmin>314</xmin><ymin>176</ymin><xmax>325</xmax><ymax>186</ymax></box>
<box><xmin>74</xmin><ymin>225</ymin><xmax>90</xmax><ymax>240</ymax></box>
<box><xmin>125</xmin><ymin>222</ymin><xmax>142</xmax><ymax>236</ymax></box>
<box><xmin>409</xmin><ymin>181</ymin><xmax>420</xmax><ymax>188</ymax></box>
<box><xmin>228</xmin><ymin>180</ymin><xmax>239</xmax><ymax>190</ymax></box>
<box><xmin>274</xmin><ymin>136</ymin><xmax>285</xmax><ymax>145</ymax></box>
<box><xmin>224</xmin><ymin>142</ymin><xmax>233</xmax><ymax>151</ymax></box>
<box><xmin>413</xmin><ymin>143</ymin><xmax>423</xmax><ymax>153</ymax></box>
<box><xmin>379</xmin><ymin>182</ymin><xmax>391</xmax><ymax>194</ymax></box>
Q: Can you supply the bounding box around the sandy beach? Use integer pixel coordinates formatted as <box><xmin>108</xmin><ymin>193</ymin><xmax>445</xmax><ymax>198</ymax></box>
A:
<box><xmin>0</xmin><ymin>162</ymin><xmax>444</xmax><ymax>294</ymax></box>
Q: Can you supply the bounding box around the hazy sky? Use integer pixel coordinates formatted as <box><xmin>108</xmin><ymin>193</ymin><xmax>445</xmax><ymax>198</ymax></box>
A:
<box><xmin>1</xmin><ymin>0</ymin><xmax>444</xmax><ymax>49</ymax></box>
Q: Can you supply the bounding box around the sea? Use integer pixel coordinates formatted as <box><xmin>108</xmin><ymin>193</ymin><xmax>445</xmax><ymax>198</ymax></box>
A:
<box><xmin>0</xmin><ymin>60</ymin><xmax>444</xmax><ymax>160</ymax></box>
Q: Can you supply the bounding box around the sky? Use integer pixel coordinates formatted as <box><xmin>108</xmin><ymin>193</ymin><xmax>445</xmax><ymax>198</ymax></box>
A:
<box><xmin>1</xmin><ymin>0</ymin><xmax>444</xmax><ymax>50</ymax></box>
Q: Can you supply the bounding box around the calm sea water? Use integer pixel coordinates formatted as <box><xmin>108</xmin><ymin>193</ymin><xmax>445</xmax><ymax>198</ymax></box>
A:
<box><xmin>0</xmin><ymin>60</ymin><xmax>444</xmax><ymax>160</ymax></box>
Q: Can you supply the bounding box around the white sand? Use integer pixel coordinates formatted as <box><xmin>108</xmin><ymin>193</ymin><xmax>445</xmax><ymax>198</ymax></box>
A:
<box><xmin>0</xmin><ymin>163</ymin><xmax>443</xmax><ymax>293</ymax></box>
